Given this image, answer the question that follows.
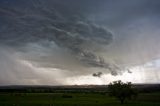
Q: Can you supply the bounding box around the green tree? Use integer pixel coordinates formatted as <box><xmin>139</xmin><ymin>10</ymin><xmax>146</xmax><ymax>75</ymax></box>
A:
<box><xmin>108</xmin><ymin>80</ymin><xmax>138</xmax><ymax>104</ymax></box>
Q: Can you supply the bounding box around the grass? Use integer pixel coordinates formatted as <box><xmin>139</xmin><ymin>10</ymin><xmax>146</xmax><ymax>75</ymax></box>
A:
<box><xmin>0</xmin><ymin>92</ymin><xmax>160</xmax><ymax>106</ymax></box>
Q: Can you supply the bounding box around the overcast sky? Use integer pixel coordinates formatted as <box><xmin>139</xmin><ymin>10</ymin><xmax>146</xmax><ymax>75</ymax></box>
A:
<box><xmin>0</xmin><ymin>0</ymin><xmax>160</xmax><ymax>85</ymax></box>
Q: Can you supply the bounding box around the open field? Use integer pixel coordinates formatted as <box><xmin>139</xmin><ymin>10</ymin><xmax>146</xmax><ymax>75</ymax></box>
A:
<box><xmin>0</xmin><ymin>92</ymin><xmax>160</xmax><ymax>106</ymax></box>
<box><xmin>0</xmin><ymin>85</ymin><xmax>160</xmax><ymax>106</ymax></box>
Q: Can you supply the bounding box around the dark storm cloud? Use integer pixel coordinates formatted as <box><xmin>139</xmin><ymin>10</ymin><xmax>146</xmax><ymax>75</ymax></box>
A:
<box><xmin>87</xmin><ymin>0</ymin><xmax>160</xmax><ymax>28</ymax></box>
<box><xmin>1</xmin><ymin>0</ymin><xmax>160</xmax><ymax>84</ymax></box>
<box><xmin>86</xmin><ymin>0</ymin><xmax>160</xmax><ymax>66</ymax></box>
<box><xmin>0</xmin><ymin>0</ymin><xmax>123</xmax><ymax>76</ymax></box>
<box><xmin>93</xmin><ymin>72</ymin><xmax>103</xmax><ymax>78</ymax></box>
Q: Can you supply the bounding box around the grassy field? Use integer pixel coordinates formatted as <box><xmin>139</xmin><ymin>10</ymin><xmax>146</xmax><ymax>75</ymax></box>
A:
<box><xmin>0</xmin><ymin>92</ymin><xmax>160</xmax><ymax>106</ymax></box>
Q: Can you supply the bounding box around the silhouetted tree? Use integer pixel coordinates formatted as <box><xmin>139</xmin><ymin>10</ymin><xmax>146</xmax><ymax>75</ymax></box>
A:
<box><xmin>108</xmin><ymin>80</ymin><xmax>138</xmax><ymax>104</ymax></box>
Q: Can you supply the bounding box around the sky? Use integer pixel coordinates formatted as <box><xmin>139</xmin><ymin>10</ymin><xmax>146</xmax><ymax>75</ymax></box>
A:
<box><xmin>0</xmin><ymin>0</ymin><xmax>160</xmax><ymax>85</ymax></box>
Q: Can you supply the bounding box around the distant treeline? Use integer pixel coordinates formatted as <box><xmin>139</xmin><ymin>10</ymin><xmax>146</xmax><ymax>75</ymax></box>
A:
<box><xmin>0</xmin><ymin>85</ymin><xmax>108</xmax><ymax>93</ymax></box>
<box><xmin>0</xmin><ymin>84</ymin><xmax>160</xmax><ymax>93</ymax></box>
<box><xmin>135</xmin><ymin>84</ymin><xmax>160</xmax><ymax>93</ymax></box>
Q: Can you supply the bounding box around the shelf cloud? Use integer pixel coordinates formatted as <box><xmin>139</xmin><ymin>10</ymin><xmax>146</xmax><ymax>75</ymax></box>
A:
<box><xmin>0</xmin><ymin>0</ymin><xmax>160</xmax><ymax>85</ymax></box>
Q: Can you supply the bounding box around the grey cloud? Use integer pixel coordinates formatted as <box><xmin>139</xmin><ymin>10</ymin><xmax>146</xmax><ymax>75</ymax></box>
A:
<box><xmin>93</xmin><ymin>72</ymin><xmax>103</xmax><ymax>78</ymax></box>
<box><xmin>0</xmin><ymin>0</ymin><xmax>123</xmax><ymax>76</ymax></box>
<box><xmin>0</xmin><ymin>46</ymin><xmax>68</xmax><ymax>85</ymax></box>
<box><xmin>1</xmin><ymin>0</ymin><xmax>160</xmax><ymax>84</ymax></box>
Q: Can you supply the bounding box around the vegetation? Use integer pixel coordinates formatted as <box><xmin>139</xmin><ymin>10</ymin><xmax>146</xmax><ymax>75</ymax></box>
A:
<box><xmin>0</xmin><ymin>92</ymin><xmax>160</xmax><ymax>106</ymax></box>
<box><xmin>0</xmin><ymin>83</ymin><xmax>160</xmax><ymax>106</ymax></box>
<box><xmin>108</xmin><ymin>80</ymin><xmax>138</xmax><ymax>104</ymax></box>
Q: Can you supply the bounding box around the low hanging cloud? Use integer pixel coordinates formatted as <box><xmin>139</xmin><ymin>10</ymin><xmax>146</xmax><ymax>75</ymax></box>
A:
<box><xmin>92</xmin><ymin>72</ymin><xmax>103</xmax><ymax>78</ymax></box>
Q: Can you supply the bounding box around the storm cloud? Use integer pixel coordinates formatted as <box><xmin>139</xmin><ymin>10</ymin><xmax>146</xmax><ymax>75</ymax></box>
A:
<box><xmin>0</xmin><ymin>0</ymin><xmax>160</xmax><ymax>85</ymax></box>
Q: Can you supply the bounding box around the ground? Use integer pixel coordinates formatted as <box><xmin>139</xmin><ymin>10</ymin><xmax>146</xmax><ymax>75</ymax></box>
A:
<box><xmin>0</xmin><ymin>92</ymin><xmax>160</xmax><ymax>106</ymax></box>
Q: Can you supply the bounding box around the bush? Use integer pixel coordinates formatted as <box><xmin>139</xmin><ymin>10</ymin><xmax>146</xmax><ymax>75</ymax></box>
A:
<box><xmin>108</xmin><ymin>80</ymin><xmax>138</xmax><ymax>104</ymax></box>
